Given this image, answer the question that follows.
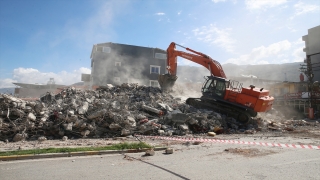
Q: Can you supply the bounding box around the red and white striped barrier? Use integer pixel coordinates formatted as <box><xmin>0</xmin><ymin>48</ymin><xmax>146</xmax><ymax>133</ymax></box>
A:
<box><xmin>135</xmin><ymin>135</ymin><xmax>320</xmax><ymax>150</ymax></box>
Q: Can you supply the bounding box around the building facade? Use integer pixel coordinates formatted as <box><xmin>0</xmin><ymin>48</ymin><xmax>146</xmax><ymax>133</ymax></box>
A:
<box><xmin>301</xmin><ymin>25</ymin><xmax>320</xmax><ymax>115</ymax></box>
<box><xmin>302</xmin><ymin>25</ymin><xmax>320</xmax><ymax>82</ymax></box>
<box><xmin>89</xmin><ymin>42</ymin><xmax>167</xmax><ymax>87</ymax></box>
<box><xmin>269</xmin><ymin>82</ymin><xmax>308</xmax><ymax>99</ymax></box>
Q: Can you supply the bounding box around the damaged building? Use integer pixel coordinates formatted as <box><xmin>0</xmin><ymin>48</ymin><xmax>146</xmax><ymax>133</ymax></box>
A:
<box><xmin>85</xmin><ymin>42</ymin><xmax>167</xmax><ymax>87</ymax></box>
<box><xmin>302</xmin><ymin>25</ymin><xmax>320</xmax><ymax>82</ymax></box>
<box><xmin>302</xmin><ymin>25</ymin><xmax>320</xmax><ymax>115</ymax></box>
<box><xmin>13</xmin><ymin>78</ymin><xmax>65</xmax><ymax>98</ymax></box>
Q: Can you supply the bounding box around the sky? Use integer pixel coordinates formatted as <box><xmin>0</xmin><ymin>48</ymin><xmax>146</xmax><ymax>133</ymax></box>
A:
<box><xmin>0</xmin><ymin>0</ymin><xmax>319</xmax><ymax>88</ymax></box>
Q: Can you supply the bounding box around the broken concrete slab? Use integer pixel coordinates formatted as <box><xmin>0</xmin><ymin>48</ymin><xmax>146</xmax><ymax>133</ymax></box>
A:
<box><xmin>13</xmin><ymin>133</ymin><xmax>28</xmax><ymax>142</ymax></box>
<box><xmin>145</xmin><ymin>149</ymin><xmax>155</xmax><ymax>156</ymax></box>
<box><xmin>165</xmin><ymin>148</ymin><xmax>174</xmax><ymax>154</ymax></box>
<box><xmin>171</xmin><ymin>113</ymin><xmax>189</xmax><ymax>124</ymax></box>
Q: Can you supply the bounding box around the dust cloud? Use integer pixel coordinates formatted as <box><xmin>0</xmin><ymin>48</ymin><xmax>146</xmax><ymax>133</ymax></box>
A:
<box><xmin>91</xmin><ymin>45</ymin><xmax>157</xmax><ymax>86</ymax></box>
<box><xmin>170</xmin><ymin>82</ymin><xmax>203</xmax><ymax>101</ymax></box>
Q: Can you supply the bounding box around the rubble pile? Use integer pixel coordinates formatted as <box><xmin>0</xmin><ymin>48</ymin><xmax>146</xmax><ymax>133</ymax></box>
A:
<box><xmin>256</xmin><ymin>112</ymin><xmax>318</xmax><ymax>131</ymax></box>
<box><xmin>0</xmin><ymin>83</ymin><xmax>234</xmax><ymax>142</ymax></box>
<box><xmin>0</xmin><ymin>83</ymin><xmax>316</xmax><ymax>142</ymax></box>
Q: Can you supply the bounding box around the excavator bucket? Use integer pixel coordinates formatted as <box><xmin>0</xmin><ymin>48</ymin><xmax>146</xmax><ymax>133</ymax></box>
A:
<box><xmin>158</xmin><ymin>74</ymin><xmax>178</xmax><ymax>92</ymax></box>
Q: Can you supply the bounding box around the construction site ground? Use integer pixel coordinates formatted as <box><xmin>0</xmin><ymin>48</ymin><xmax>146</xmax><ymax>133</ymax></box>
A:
<box><xmin>1</xmin><ymin>127</ymin><xmax>320</xmax><ymax>180</ymax></box>
<box><xmin>1</xmin><ymin>119</ymin><xmax>319</xmax><ymax>152</ymax></box>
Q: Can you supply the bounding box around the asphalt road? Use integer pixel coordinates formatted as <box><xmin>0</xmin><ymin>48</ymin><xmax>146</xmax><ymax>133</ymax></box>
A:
<box><xmin>1</xmin><ymin>136</ymin><xmax>319</xmax><ymax>180</ymax></box>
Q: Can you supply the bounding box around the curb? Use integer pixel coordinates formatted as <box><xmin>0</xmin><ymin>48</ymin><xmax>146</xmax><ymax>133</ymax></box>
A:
<box><xmin>0</xmin><ymin>147</ymin><xmax>167</xmax><ymax>161</ymax></box>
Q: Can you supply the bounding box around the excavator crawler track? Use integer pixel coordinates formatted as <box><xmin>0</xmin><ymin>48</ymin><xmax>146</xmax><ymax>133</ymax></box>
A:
<box><xmin>186</xmin><ymin>97</ymin><xmax>253</xmax><ymax>124</ymax></box>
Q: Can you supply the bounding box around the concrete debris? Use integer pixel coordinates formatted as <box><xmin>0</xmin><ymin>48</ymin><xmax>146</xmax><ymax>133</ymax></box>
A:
<box><xmin>213</xmin><ymin>126</ymin><xmax>224</xmax><ymax>134</ymax></box>
<box><xmin>165</xmin><ymin>148</ymin><xmax>174</xmax><ymax>154</ymax></box>
<box><xmin>12</xmin><ymin>133</ymin><xmax>28</xmax><ymax>142</ymax></box>
<box><xmin>244</xmin><ymin>129</ymin><xmax>256</xmax><ymax>134</ymax></box>
<box><xmin>142</xmin><ymin>104</ymin><xmax>163</xmax><ymax>116</ymax></box>
<box><xmin>121</xmin><ymin>129</ymin><xmax>131</xmax><ymax>136</ymax></box>
<box><xmin>27</xmin><ymin>113</ymin><xmax>36</xmax><ymax>121</ymax></box>
<box><xmin>78</xmin><ymin>102</ymin><xmax>89</xmax><ymax>115</ymax></box>
<box><xmin>38</xmin><ymin>136</ymin><xmax>47</xmax><ymax>142</ymax></box>
<box><xmin>193</xmin><ymin>141</ymin><xmax>202</xmax><ymax>145</ymax></box>
<box><xmin>145</xmin><ymin>149</ymin><xmax>155</xmax><ymax>156</ymax></box>
<box><xmin>81</xmin><ymin>130</ymin><xmax>90</xmax><ymax>137</ymax></box>
<box><xmin>62</xmin><ymin>136</ymin><xmax>68</xmax><ymax>141</ymax></box>
<box><xmin>171</xmin><ymin>113</ymin><xmax>189</xmax><ymax>124</ymax></box>
<box><xmin>0</xmin><ymin>83</ymin><xmax>316</xmax><ymax>142</ymax></box>
<box><xmin>207</xmin><ymin>132</ymin><xmax>216</xmax><ymax>137</ymax></box>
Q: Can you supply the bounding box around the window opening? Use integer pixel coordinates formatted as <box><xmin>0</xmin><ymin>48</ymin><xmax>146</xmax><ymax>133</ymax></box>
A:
<box><xmin>103</xmin><ymin>47</ymin><xmax>111</xmax><ymax>53</ymax></box>
<box><xmin>155</xmin><ymin>53</ymin><xmax>167</xmax><ymax>59</ymax></box>
<box><xmin>115</xmin><ymin>62</ymin><xmax>121</xmax><ymax>66</ymax></box>
<box><xmin>150</xmin><ymin>80</ymin><xmax>159</xmax><ymax>87</ymax></box>
<box><xmin>150</xmin><ymin>65</ymin><xmax>160</xmax><ymax>74</ymax></box>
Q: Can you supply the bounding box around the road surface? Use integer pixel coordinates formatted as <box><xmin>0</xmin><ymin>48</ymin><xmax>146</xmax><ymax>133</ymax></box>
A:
<box><xmin>1</xmin><ymin>135</ymin><xmax>319</xmax><ymax>180</ymax></box>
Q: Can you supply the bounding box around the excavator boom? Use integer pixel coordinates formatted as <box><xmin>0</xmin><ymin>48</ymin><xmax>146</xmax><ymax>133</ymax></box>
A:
<box><xmin>159</xmin><ymin>42</ymin><xmax>226</xmax><ymax>91</ymax></box>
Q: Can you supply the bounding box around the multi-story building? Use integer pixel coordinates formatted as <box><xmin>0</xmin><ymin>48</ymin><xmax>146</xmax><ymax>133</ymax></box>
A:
<box><xmin>302</xmin><ymin>25</ymin><xmax>320</xmax><ymax>82</ymax></box>
<box><xmin>87</xmin><ymin>42</ymin><xmax>167</xmax><ymax>87</ymax></box>
<box><xmin>302</xmin><ymin>25</ymin><xmax>320</xmax><ymax>116</ymax></box>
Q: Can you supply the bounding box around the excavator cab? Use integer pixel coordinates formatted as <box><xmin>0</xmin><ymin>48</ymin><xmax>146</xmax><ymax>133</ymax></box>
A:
<box><xmin>202</xmin><ymin>76</ymin><xmax>229</xmax><ymax>99</ymax></box>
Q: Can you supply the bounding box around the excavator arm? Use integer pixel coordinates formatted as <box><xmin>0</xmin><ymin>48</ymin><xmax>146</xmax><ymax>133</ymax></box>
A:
<box><xmin>159</xmin><ymin>42</ymin><xmax>226</xmax><ymax>91</ymax></box>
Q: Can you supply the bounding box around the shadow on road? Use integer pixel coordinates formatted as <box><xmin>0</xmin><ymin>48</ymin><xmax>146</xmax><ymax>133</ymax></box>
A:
<box><xmin>126</xmin><ymin>154</ymin><xmax>190</xmax><ymax>180</ymax></box>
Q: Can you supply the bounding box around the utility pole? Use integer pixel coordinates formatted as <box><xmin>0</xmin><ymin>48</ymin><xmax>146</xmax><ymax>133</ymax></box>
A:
<box><xmin>306</xmin><ymin>55</ymin><xmax>314</xmax><ymax>110</ymax></box>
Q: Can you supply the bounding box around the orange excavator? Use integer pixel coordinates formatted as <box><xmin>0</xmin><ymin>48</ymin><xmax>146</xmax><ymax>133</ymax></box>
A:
<box><xmin>158</xmin><ymin>42</ymin><xmax>274</xmax><ymax>123</ymax></box>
